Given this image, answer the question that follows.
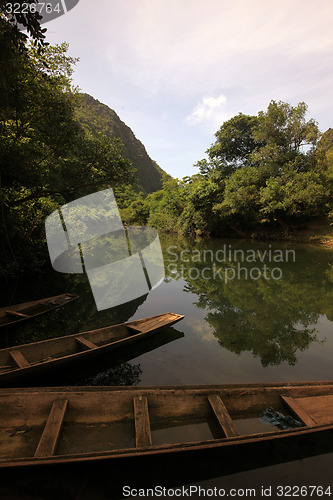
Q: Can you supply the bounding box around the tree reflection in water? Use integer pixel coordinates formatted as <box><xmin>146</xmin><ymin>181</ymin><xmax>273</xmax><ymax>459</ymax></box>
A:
<box><xmin>79</xmin><ymin>361</ymin><xmax>142</xmax><ymax>386</ymax></box>
<box><xmin>162</xmin><ymin>237</ymin><xmax>333</xmax><ymax>367</ymax></box>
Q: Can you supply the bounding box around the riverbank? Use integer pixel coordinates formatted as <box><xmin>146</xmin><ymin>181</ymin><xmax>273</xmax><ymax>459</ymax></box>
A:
<box><xmin>278</xmin><ymin>218</ymin><xmax>333</xmax><ymax>247</ymax></box>
<box><xmin>207</xmin><ymin>217</ymin><xmax>333</xmax><ymax>247</ymax></box>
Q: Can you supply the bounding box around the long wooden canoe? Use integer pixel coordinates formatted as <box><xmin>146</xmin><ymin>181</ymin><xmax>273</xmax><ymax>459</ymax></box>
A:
<box><xmin>0</xmin><ymin>313</ymin><xmax>184</xmax><ymax>383</ymax></box>
<box><xmin>0</xmin><ymin>293</ymin><xmax>78</xmax><ymax>329</ymax></box>
<box><xmin>1</xmin><ymin>381</ymin><xmax>333</xmax><ymax>468</ymax></box>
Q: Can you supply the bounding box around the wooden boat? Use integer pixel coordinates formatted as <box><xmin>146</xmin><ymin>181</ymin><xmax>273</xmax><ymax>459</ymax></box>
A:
<box><xmin>0</xmin><ymin>313</ymin><xmax>184</xmax><ymax>383</ymax></box>
<box><xmin>0</xmin><ymin>293</ymin><xmax>78</xmax><ymax>329</ymax></box>
<box><xmin>1</xmin><ymin>381</ymin><xmax>333</xmax><ymax>468</ymax></box>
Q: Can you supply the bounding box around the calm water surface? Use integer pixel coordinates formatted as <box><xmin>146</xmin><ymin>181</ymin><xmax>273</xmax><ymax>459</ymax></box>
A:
<box><xmin>1</xmin><ymin>236</ymin><xmax>333</xmax><ymax>498</ymax></box>
<box><xmin>2</xmin><ymin>236</ymin><xmax>333</xmax><ymax>386</ymax></box>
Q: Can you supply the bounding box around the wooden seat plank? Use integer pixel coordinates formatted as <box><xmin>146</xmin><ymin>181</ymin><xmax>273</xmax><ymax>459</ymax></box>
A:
<box><xmin>281</xmin><ymin>396</ymin><xmax>316</xmax><ymax>426</ymax></box>
<box><xmin>208</xmin><ymin>394</ymin><xmax>240</xmax><ymax>438</ymax></box>
<box><xmin>129</xmin><ymin>314</ymin><xmax>176</xmax><ymax>334</ymax></box>
<box><xmin>6</xmin><ymin>310</ymin><xmax>30</xmax><ymax>318</ymax></box>
<box><xmin>76</xmin><ymin>337</ymin><xmax>97</xmax><ymax>350</ymax></box>
<box><xmin>10</xmin><ymin>350</ymin><xmax>30</xmax><ymax>369</ymax></box>
<box><xmin>133</xmin><ymin>396</ymin><xmax>152</xmax><ymax>447</ymax></box>
<box><xmin>34</xmin><ymin>400</ymin><xmax>68</xmax><ymax>457</ymax></box>
<box><xmin>282</xmin><ymin>395</ymin><xmax>333</xmax><ymax>426</ymax></box>
<box><xmin>129</xmin><ymin>320</ymin><xmax>163</xmax><ymax>334</ymax></box>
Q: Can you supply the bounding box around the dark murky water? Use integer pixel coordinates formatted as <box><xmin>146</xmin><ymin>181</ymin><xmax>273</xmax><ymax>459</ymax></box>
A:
<box><xmin>1</xmin><ymin>236</ymin><xmax>333</xmax><ymax>498</ymax></box>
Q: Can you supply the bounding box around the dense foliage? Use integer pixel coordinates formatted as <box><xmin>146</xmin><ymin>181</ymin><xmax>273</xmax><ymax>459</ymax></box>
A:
<box><xmin>0</xmin><ymin>0</ymin><xmax>49</xmax><ymax>53</ymax></box>
<box><xmin>0</xmin><ymin>15</ymin><xmax>133</xmax><ymax>275</ymax></box>
<box><xmin>122</xmin><ymin>101</ymin><xmax>332</xmax><ymax>238</ymax></box>
<box><xmin>1</xmin><ymin>5</ymin><xmax>332</xmax><ymax>279</ymax></box>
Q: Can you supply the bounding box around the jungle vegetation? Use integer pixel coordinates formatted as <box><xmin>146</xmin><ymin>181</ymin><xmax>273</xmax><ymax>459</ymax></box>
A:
<box><xmin>122</xmin><ymin>112</ymin><xmax>332</xmax><ymax>238</ymax></box>
<box><xmin>1</xmin><ymin>6</ymin><xmax>332</xmax><ymax>278</ymax></box>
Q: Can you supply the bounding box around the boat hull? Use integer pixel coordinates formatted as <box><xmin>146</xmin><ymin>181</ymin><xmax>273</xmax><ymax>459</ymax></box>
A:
<box><xmin>0</xmin><ymin>313</ymin><xmax>184</xmax><ymax>383</ymax></box>
<box><xmin>1</xmin><ymin>382</ymin><xmax>333</xmax><ymax>468</ymax></box>
<box><xmin>0</xmin><ymin>294</ymin><xmax>78</xmax><ymax>329</ymax></box>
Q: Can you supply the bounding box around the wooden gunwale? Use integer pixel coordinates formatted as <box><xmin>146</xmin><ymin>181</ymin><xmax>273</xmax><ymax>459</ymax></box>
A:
<box><xmin>1</xmin><ymin>421</ymin><xmax>333</xmax><ymax>469</ymax></box>
<box><xmin>1</xmin><ymin>380</ymin><xmax>333</xmax><ymax>395</ymax></box>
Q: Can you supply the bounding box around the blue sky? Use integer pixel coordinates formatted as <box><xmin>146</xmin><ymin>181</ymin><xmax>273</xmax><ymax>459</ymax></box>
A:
<box><xmin>45</xmin><ymin>0</ymin><xmax>333</xmax><ymax>178</ymax></box>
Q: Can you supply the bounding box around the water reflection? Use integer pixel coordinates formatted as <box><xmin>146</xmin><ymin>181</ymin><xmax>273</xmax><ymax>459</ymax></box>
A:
<box><xmin>71</xmin><ymin>326</ymin><xmax>184</xmax><ymax>387</ymax></box>
<box><xmin>0</xmin><ymin>273</ymin><xmax>149</xmax><ymax>349</ymax></box>
<box><xmin>80</xmin><ymin>362</ymin><xmax>142</xmax><ymax>386</ymax></box>
<box><xmin>0</xmin><ymin>238</ymin><xmax>332</xmax><ymax>497</ymax></box>
<box><xmin>1</xmin><ymin>236</ymin><xmax>332</xmax><ymax>378</ymax></box>
<box><xmin>162</xmin><ymin>237</ymin><xmax>333</xmax><ymax>367</ymax></box>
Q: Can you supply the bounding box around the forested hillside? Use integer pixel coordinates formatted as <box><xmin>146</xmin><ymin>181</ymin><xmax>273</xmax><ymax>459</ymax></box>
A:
<box><xmin>75</xmin><ymin>94</ymin><xmax>165</xmax><ymax>194</ymax></box>
<box><xmin>0</xmin><ymin>13</ymin><xmax>164</xmax><ymax>277</ymax></box>
<box><xmin>122</xmin><ymin>101</ymin><xmax>333</xmax><ymax>240</ymax></box>
<box><xmin>1</xmin><ymin>4</ymin><xmax>332</xmax><ymax>280</ymax></box>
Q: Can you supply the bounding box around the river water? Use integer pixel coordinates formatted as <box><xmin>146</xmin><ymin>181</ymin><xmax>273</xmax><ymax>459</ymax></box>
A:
<box><xmin>1</xmin><ymin>236</ymin><xmax>333</xmax><ymax>498</ymax></box>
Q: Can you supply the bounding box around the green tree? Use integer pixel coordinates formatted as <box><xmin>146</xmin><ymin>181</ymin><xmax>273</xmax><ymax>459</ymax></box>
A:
<box><xmin>179</xmin><ymin>176</ymin><xmax>222</xmax><ymax>236</ymax></box>
<box><xmin>317</xmin><ymin>128</ymin><xmax>333</xmax><ymax>153</ymax></box>
<box><xmin>196</xmin><ymin>113</ymin><xmax>263</xmax><ymax>178</ymax></box>
<box><xmin>147</xmin><ymin>177</ymin><xmax>187</xmax><ymax>232</ymax></box>
<box><xmin>213</xmin><ymin>165</ymin><xmax>271</xmax><ymax>231</ymax></box>
<box><xmin>251</xmin><ymin>100</ymin><xmax>321</xmax><ymax>172</ymax></box>
<box><xmin>1</xmin><ymin>40</ymin><xmax>132</xmax><ymax>206</ymax></box>
<box><xmin>316</xmin><ymin>129</ymin><xmax>333</xmax><ymax>221</ymax></box>
<box><xmin>190</xmin><ymin>100</ymin><xmax>328</xmax><ymax>235</ymax></box>
<box><xmin>0</xmin><ymin>0</ymin><xmax>48</xmax><ymax>52</ymax></box>
<box><xmin>255</xmin><ymin>100</ymin><xmax>320</xmax><ymax>153</ymax></box>
<box><xmin>0</xmin><ymin>21</ymin><xmax>133</xmax><ymax>275</ymax></box>
<box><xmin>259</xmin><ymin>170</ymin><xmax>330</xmax><ymax>226</ymax></box>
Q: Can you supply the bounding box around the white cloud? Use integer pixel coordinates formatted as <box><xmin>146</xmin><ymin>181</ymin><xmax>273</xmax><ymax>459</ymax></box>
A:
<box><xmin>187</xmin><ymin>94</ymin><xmax>228</xmax><ymax>128</ymax></box>
<box><xmin>45</xmin><ymin>0</ymin><xmax>333</xmax><ymax>176</ymax></box>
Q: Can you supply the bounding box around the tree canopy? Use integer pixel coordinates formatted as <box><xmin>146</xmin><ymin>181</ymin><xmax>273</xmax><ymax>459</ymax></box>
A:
<box><xmin>197</xmin><ymin>113</ymin><xmax>263</xmax><ymax>178</ymax></box>
<box><xmin>0</xmin><ymin>17</ymin><xmax>133</xmax><ymax>275</ymax></box>
<box><xmin>198</xmin><ymin>100</ymin><xmax>321</xmax><ymax>179</ymax></box>
<box><xmin>0</xmin><ymin>0</ymin><xmax>48</xmax><ymax>52</ymax></box>
<box><xmin>1</xmin><ymin>3</ymin><xmax>332</xmax><ymax>277</ymax></box>
<box><xmin>123</xmin><ymin>100</ymin><xmax>332</xmax><ymax>239</ymax></box>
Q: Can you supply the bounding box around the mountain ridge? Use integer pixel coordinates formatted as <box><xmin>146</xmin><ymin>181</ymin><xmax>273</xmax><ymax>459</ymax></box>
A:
<box><xmin>75</xmin><ymin>93</ymin><xmax>166</xmax><ymax>193</ymax></box>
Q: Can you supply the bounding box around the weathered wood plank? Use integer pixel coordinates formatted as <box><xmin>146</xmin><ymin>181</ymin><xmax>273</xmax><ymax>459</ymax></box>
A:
<box><xmin>208</xmin><ymin>394</ymin><xmax>240</xmax><ymax>438</ymax></box>
<box><xmin>294</xmin><ymin>395</ymin><xmax>333</xmax><ymax>425</ymax></box>
<box><xmin>130</xmin><ymin>314</ymin><xmax>178</xmax><ymax>334</ymax></box>
<box><xmin>34</xmin><ymin>399</ymin><xmax>68</xmax><ymax>457</ymax></box>
<box><xmin>134</xmin><ymin>396</ymin><xmax>152</xmax><ymax>447</ymax></box>
<box><xmin>281</xmin><ymin>396</ymin><xmax>316</xmax><ymax>426</ymax></box>
<box><xmin>75</xmin><ymin>337</ymin><xmax>97</xmax><ymax>350</ymax></box>
<box><xmin>129</xmin><ymin>320</ymin><xmax>164</xmax><ymax>333</ymax></box>
<box><xmin>5</xmin><ymin>310</ymin><xmax>30</xmax><ymax>318</ymax></box>
<box><xmin>9</xmin><ymin>350</ymin><xmax>30</xmax><ymax>369</ymax></box>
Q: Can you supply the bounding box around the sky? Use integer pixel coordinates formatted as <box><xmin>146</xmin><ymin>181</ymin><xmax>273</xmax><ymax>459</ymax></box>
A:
<box><xmin>44</xmin><ymin>0</ymin><xmax>333</xmax><ymax>178</ymax></box>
